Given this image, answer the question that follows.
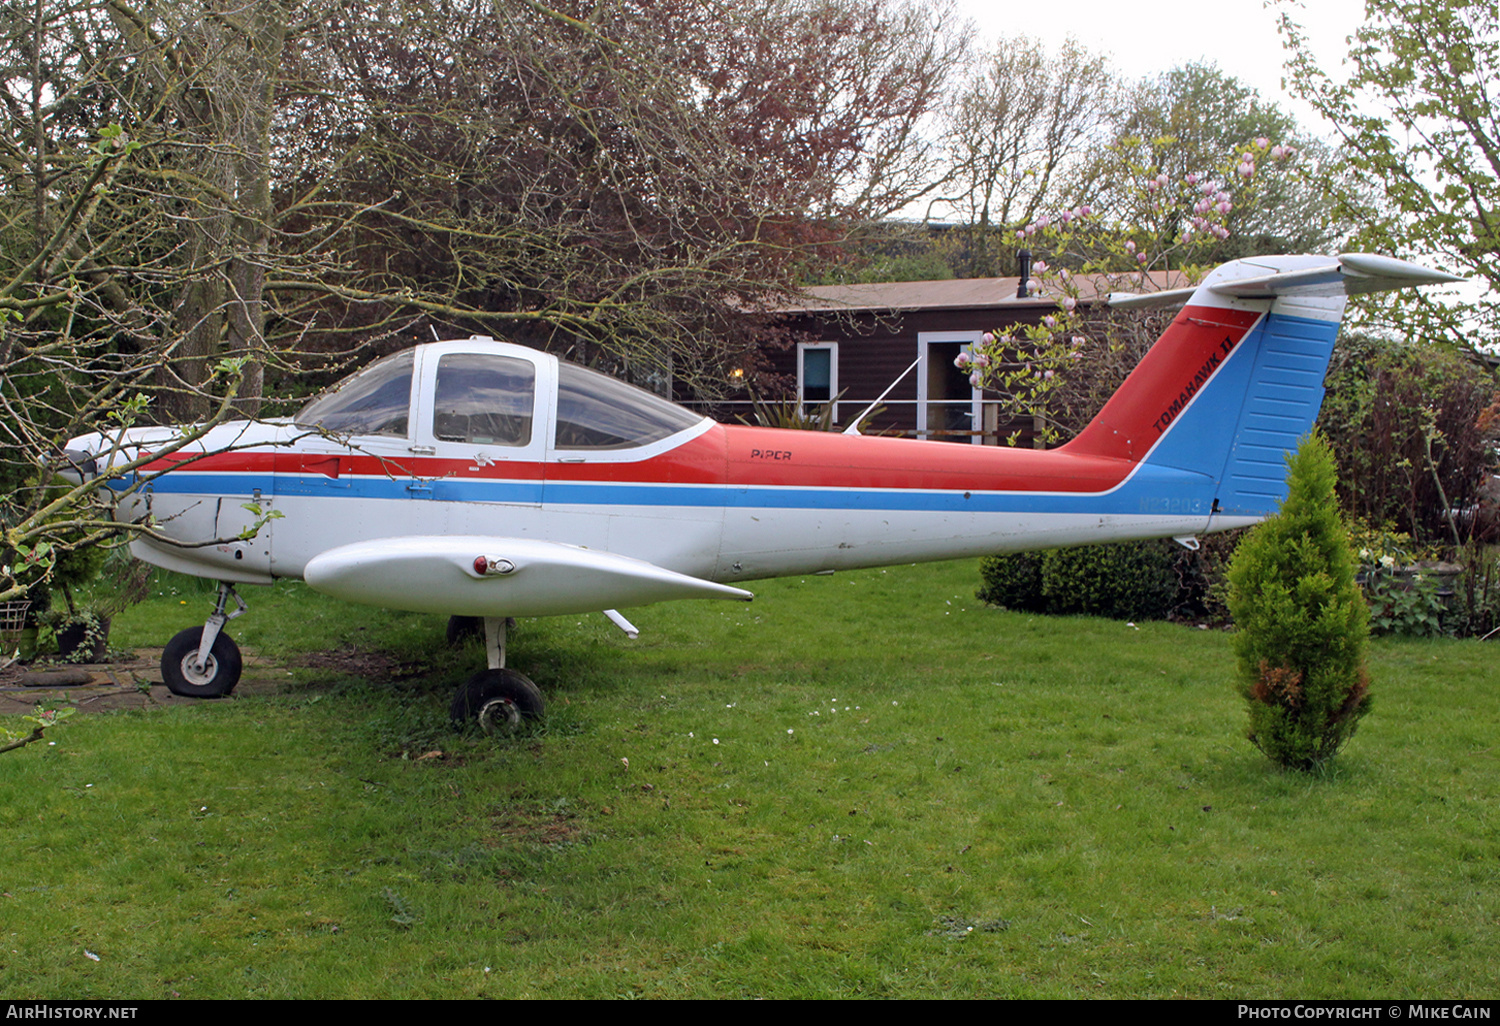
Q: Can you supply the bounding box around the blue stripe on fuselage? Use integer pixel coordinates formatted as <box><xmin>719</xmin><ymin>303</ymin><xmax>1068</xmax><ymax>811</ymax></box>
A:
<box><xmin>125</xmin><ymin>461</ymin><xmax>1214</xmax><ymax>517</ymax></box>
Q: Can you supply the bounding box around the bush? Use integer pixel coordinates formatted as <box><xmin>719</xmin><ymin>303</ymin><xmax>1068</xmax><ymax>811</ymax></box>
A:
<box><xmin>1319</xmin><ymin>334</ymin><xmax>1499</xmax><ymax>545</ymax></box>
<box><xmin>975</xmin><ymin>551</ymin><xmax>1045</xmax><ymax>611</ymax></box>
<box><xmin>1226</xmin><ymin>435</ymin><xmax>1371</xmax><ymax>771</ymax></box>
<box><xmin>1041</xmin><ymin>542</ymin><xmax>1177</xmax><ymax>621</ymax></box>
<box><xmin>978</xmin><ymin>540</ymin><xmax>1181</xmax><ymax>622</ymax></box>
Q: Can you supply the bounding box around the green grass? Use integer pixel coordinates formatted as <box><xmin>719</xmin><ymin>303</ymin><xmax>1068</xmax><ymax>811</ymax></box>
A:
<box><xmin>2</xmin><ymin>560</ymin><xmax>1496</xmax><ymax>998</ymax></box>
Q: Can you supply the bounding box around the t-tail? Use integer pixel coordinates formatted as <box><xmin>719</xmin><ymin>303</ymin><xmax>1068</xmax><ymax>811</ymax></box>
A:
<box><xmin>1065</xmin><ymin>253</ymin><xmax>1462</xmax><ymax>531</ymax></box>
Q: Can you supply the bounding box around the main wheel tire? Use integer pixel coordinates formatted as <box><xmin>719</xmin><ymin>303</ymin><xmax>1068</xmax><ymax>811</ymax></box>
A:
<box><xmin>449</xmin><ymin>668</ymin><xmax>544</xmax><ymax>734</ymax></box>
<box><xmin>446</xmin><ymin>615</ymin><xmax>483</xmax><ymax>646</ymax></box>
<box><xmin>161</xmin><ymin>627</ymin><xmax>243</xmax><ymax>698</ymax></box>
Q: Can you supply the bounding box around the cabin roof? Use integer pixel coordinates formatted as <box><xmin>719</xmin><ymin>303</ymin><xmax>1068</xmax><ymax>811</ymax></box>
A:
<box><xmin>766</xmin><ymin>271</ymin><xmax>1187</xmax><ymax>315</ymax></box>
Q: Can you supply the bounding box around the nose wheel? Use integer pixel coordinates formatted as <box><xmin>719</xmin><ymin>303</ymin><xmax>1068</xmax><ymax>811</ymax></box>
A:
<box><xmin>160</xmin><ymin>582</ymin><xmax>246</xmax><ymax>698</ymax></box>
<box><xmin>161</xmin><ymin>626</ymin><xmax>243</xmax><ymax>697</ymax></box>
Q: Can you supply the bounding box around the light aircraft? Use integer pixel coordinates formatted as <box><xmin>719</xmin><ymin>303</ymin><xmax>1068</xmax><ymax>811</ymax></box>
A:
<box><xmin>64</xmin><ymin>253</ymin><xmax>1460</xmax><ymax>731</ymax></box>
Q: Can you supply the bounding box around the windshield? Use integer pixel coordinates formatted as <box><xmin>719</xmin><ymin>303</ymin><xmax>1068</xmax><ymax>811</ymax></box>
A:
<box><xmin>555</xmin><ymin>363</ymin><xmax>704</xmax><ymax>450</ymax></box>
<box><xmin>295</xmin><ymin>350</ymin><xmax>414</xmax><ymax>437</ymax></box>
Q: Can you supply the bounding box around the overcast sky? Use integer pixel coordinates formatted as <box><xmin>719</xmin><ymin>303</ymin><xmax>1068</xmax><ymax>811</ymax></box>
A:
<box><xmin>949</xmin><ymin>0</ymin><xmax>1370</xmax><ymax>134</ymax></box>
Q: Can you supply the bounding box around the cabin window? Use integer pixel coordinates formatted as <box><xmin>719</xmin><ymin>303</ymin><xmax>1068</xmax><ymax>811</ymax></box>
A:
<box><xmin>295</xmin><ymin>350</ymin><xmax>414</xmax><ymax>437</ymax></box>
<box><xmin>797</xmin><ymin>343</ymin><xmax>837</xmax><ymax>410</ymax></box>
<box><xmin>554</xmin><ymin>363</ymin><xmax>703</xmax><ymax>450</ymax></box>
<box><xmin>431</xmin><ymin>353</ymin><xmax>535</xmax><ymax>446</ymax></box>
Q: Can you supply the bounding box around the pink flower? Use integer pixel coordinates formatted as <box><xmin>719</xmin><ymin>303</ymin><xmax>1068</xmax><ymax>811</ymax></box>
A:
<box><xmin>1137</xmin><ymin>252</ymin><xmax>1148</xmax><ymax>265</ymax></box>
<box><xmin>983</xmin><ymin>331</ymin><xmax>995</xmax><ymax>344</ymax></box>
<box><xmin>954</xmin><ymin>352</ymin><xmax>971</xmax><ymax>369</ymax></box>
<box><xmin>969</xmin><ymin>371</ymin><xmax>983</xmax><ymax>387</ymax></box>
<box><xmin>1027</xmin><ymin>279</ymin><xmax>1039</xmax><ymax>293</ymax></box>
<box><xmin>1238</xmin><ymin>161</ymin><xmax>1254</xmax><ymax>178</ymax></box>
<box><xmin>1062</xmin><ymin>297</ymin><xmax>1077</xmax><ymax>311</ymax></box>
<box><xmin>1255</xmin><ymin>137</ymin><xmax>1270</xmax><ymax>150</ymax></box>
<box><xmin>1043</xmin><ymin>315</ymin><xmax>1057</xmax><ymax>328</ymax></box>
<box><xmin>1125</xmin><ymin>240</ymin><xmax>1136</xmax><ymax>253</ymax></box>
<box><xmin>1043</xmin><ymin>369</ymin><xmax>1054</xmax><ymax>379</ymax></box>
<box><xmin>1079</xmin><ymin>205</ymin><xmax>1093</xmax><ymax>217</ymax></box>
<box><xmin>974</xmin><ymin>353</ymin><xmax>991</xmax><ymax>368</ymax></box>
<box><xmin>1037</xmin><ymin>214</ymin><xmax>1051</xmax><ymax>228</ymax></box>
<box><xmin>1033</xmin><ymin>260</ymin><xmax>1048</xmax><ymax>273</ymax></box>
<box><xmin>1217</xmin><ymin>200</ymin><xmax>1232</xmax><ymax>214</ymax></box>
<box><xmin>1185</xmin><ymin>172</ymin><xmax>1199</xmax><ymax>185</ymax></box>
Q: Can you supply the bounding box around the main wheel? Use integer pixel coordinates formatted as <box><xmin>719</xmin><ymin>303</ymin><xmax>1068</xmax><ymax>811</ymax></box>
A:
<box><xmin>446</xmin><ymin>615</ymin><xmax>483</xmax><ymax>646</ymax></box>
<box><xmin>449</xmin><ymin>668</ymin><xmax>544</xmax><ymax>734</ymax></box>
<box><xmin>161</xmin><ymin>626</ymin><xmax>243</xmax><ymax>698</ymax></box>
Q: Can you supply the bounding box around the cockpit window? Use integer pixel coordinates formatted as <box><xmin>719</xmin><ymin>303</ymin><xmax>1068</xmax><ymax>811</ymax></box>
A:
<box><xmin>432</xmin><ymin>353</ymin><xmax>535</xmax><ymax>446</ymax></box>
<box><xmin>294</xmin><ymin>350</ymin><xmax>414</xmax><ymax>437</ymax></box>
<box><xmin>554</xmin><ymin>363</ymin><xmax>704</xmax><ymax>450</ymax></box>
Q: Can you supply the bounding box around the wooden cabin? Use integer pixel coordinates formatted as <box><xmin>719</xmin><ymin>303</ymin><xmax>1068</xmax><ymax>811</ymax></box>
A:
<box><xmin>744</xmin><ymin>272</ymin><xmax>1183</xmax><ymax>446</ymax></box>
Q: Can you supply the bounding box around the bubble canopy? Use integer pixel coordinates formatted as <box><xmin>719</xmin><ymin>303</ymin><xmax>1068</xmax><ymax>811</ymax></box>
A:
<box><xmin>294</xmin><ymin>343</ymin><xmax>705</xmax><ymax>451</ymax></box>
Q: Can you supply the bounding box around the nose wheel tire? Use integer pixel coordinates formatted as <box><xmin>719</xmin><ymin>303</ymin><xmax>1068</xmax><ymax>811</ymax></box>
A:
<box><xmin>450</xmin><ymin>668</ymin><xmax>544</xmax><ymax>734</ymax></box>
<box><xmin>161</xmin><ymin>627</ymin><xmax>243</xmax><ymax>698</ymax></box>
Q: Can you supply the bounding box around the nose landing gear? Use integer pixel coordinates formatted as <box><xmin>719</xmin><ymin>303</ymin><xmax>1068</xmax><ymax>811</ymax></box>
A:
<box><xmin>161</xmin><ymin>583</ymin><xmax>246</xmax><ymax>698</ymax></box>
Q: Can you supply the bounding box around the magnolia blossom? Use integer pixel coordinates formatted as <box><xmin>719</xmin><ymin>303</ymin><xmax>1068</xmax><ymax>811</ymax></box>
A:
<box><xmin>1033</xmin><ymin>260</ymin><xmax>1048</xmax><ymax>273</ymax></box>
<box><xmin>1043</xmin><ymin>369</ymin><xmax>1055</xmax><ymax>379</ymax></box>
<box><xmin>1237</xmin><ymin>161</ymin><xmax>1255</xmax><ymax>179</ymax></box>
<box><xmin>1062</xmin><ymin>296</ymin><xmax>1077</xmax><ymax>311</ymax></box>
<box><xmin>1042</xmin><ymin>315</ymin><xmax>1057</xmax><ymax>328</ymax></box>
<box><xmin>1255</xmin><ymin>136</ymin><xmax>1270</xmax><ymax>150</ymax></box>
<box><xmin>1136</xmin><ymin>252</ymin><xmax>1148</xmax><ymax>265</ymax></box>
<box><xmin>982</xmin><ymin>331</ymin><xmax>995</xmax><ymax>344</ymax></box>
<box><xmin>1125</xmin><ymin>240</ymin><xmax>1136</xmax><ymax>253</ymax></box>
<box><xmin>954</xmin><ymin>352</ymin><xmax>971</xmax><ymax>369</ymax></box>
<box><xmin>973</xmin><ymin>353</ymin><xmax>991</xmax><ymax>368</ymax></box>
<box><xmin>969</xmin><ymin>370</ymin><xmax>983</xmax><ymax>387</ymax></box>
<box><xmin>1185</xmin><ymin>172</ymin><xmax>1199</xmax><ymax>185</ymax></box>
<box><xmin>1027</xmin><ymin>278</ymin><xmax>1039</xmax><ymax>293</ymax></box>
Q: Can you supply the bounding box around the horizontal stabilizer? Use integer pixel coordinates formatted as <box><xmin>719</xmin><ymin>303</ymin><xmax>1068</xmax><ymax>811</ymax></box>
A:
<box><xmin>305</xmin><ymin>536</ymin><xmax>753</xmax><ymax>617</ymax></box>
<box><xmin>1109</xmin><ymin>253</ymin><xmax>1462</xmax><ymax>309</ymax></box>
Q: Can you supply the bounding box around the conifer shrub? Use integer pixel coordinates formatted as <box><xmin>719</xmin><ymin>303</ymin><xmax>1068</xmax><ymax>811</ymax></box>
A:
<box><xmin>1226</xmin><ymin>435</ymin><xmax>1372</xmax><ymax>771</ymax></box>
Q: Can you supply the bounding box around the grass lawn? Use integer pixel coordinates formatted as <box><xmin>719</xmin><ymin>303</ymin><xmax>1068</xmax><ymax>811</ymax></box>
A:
<box><xmin>1</xmin><ymin>558</ymin><xmax>1495</xmax><ymax>998</ymax></box>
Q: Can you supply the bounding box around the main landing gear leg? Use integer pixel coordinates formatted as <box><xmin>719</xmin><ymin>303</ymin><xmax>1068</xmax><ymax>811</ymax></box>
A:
<box><xmin>160</xmin><ymin>582</ymin><xmax>246</xmax><ymax>698</ymax></box>
<box><xmin>449</xmin><ymin>616</ymin><xmax>544</xmax><ymax>734</ymax></box>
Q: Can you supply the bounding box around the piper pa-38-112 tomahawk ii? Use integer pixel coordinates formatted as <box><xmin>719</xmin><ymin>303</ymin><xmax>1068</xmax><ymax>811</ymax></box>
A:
<box><xmin>64</xmin><ymin>253</ymin><xmax>1459</xmax><ymax>732</ymax></box>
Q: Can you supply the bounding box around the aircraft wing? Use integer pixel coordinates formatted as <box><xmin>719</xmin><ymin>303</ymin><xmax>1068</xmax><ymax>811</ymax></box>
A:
<box><xmin>303</xmin><ymin>536</ymin><xmax>753</xmax><ymax>618</ymax></box>
<box><xmin>1108</xmin><ymin>253</ymin><xmax>1464</xmax><ymax>309</ymax></box>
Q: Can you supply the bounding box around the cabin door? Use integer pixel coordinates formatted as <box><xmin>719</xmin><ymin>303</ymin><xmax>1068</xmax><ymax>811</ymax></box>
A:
<box><xmin>917</xmin><ymin>333</ymin><xmax>984</xmax><ymax>444</ymax></box>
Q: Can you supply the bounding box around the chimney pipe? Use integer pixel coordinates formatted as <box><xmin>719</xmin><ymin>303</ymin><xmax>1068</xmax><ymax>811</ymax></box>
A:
<box><xmin>1016</xmin><ymin>249</ymin><xmax>1032</xmax><ymax>299</ymax></box>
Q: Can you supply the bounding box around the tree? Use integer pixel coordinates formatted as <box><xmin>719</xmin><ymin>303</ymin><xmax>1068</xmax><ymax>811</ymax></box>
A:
<box><xmin>931</xmin><ymin>36</ymin><xmax>1119</xmax><ymax>278</ymax></box>
<box><xmin>0</xmin><ymin>0</ymin><xmax>961</xmax><ymax>603</ymax></box>
<box><xmin>1225</xmin><ymin>435</ymin><xmax>1371</xmax><ymax>771</ymax></box>
<box><xmin>1278</xmin><ymin>0</ymin><xmax>1500</xmax><ymax>346</ymax></box>
<box><xmin>1106</xmin><ymin>62</ymin><xmax>1355</xmax><ymax>263</ymax></box>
